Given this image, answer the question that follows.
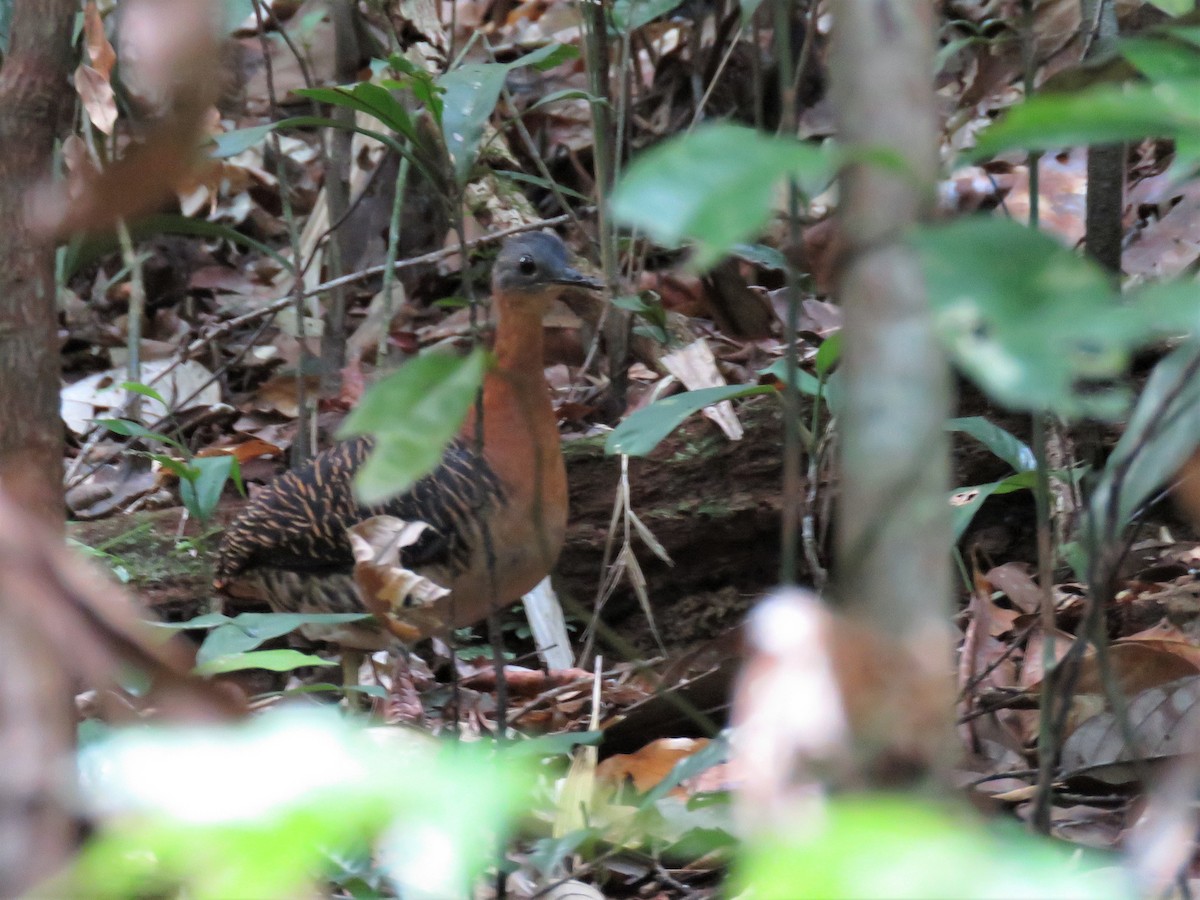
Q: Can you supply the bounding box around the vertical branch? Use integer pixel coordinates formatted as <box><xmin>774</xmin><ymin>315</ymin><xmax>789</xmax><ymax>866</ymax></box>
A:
<box><xmin>829</xmin><ymin>0</ymin><xmax>952</xmax><ymax>776</ymax></box>
<box><xmin>0</xmin><ymin>0</ymin><xmax>78</xmax><ymax>529</ymax></box>
<box><xmin>583</xmin><ymin>0</ymin><xmax>628</xmax><ymax>411</ymax></box>
<box><xmin>774</xmin><ymin>0</ymin><xmax>802</xmax><ymax>585</ymax></box>
<box><xmin>1083</xmin><ymin>0</ymin><xmax>1123</xmax><ymax>276</ymax></box>
<box><xmin>254</xmin><ymin>2</ymin><xmax>311</xmax><ymax>462</ymax></box>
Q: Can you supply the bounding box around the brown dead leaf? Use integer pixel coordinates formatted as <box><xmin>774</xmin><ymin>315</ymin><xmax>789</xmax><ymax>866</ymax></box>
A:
<box><xmin>82</xmin><ymin>0</ymin><xmax>116</xmax><ymax>78</ymax></box>
<box><xmin>348</xmin><ymin>516</ymin><xmax>450</xmax><ymax>643</ymax></box>
<box><xmin>1061</xmin><ymin>675</ymin><xmax>1200</xmax><ymax>783</ymax></box>
<box><xmin>74</xmin><ymin>65</ymin><xmax>117</xmax><ymax>135</ymax></box>
<box><xmin>195</xmin><ymin>438</ymin><xmax>282</xmax><ymax>465</ymax></box>
<box><xmin>597</xmin><ymin>737</ymin><xmax>711</xmax><ymax>797</ymax></box>
<box><xmin>31</xmin><ymin>0</ymin><xmax>221</xmax><ymax>237</ymax></box>
<box><xmin>985</xmin><ymin>562</ymin><xmax>1043</xmax><ymax>615</ymax></box>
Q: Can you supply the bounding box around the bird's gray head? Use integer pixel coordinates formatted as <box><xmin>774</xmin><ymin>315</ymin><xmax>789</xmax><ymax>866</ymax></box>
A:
<box><xmin>492</xmin><ymin>232</ymin><xmax>601</xmax><ymax>296</ymax></box>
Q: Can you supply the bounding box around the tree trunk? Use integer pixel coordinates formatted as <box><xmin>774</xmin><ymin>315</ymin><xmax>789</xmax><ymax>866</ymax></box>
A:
<box><xmin>0</xmin><ymin>0</ymin><xmax>77</xmax><ymax>531</ymax></box>
<box><xmin>829</xmin><ymin>0</ymin><xmax>956</xmax><ymax>783</ymax></box>
<box><xmin>0</xmin><ymin>2</ymin><xmax>81</xmax><ymax>892</ymax></box>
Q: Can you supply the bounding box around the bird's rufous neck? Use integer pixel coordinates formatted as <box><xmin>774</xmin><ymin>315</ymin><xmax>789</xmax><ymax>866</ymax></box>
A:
<box><xmin>489</xmin><ymin>292</ymin><xmax>546</xmax><ymax>381</ymax></box>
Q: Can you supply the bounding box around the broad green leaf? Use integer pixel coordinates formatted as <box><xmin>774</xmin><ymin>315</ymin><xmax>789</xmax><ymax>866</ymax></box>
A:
<box><xmin>1090</xmin><ymin>342</ymin><xmax>1200</xmax><ymax>536</ymax></box>
<box><xmin>70</xmin><ymin>708</ymin><xmax>533</xmax><ymax>899</ymax></box>
<box><xmin>611</xmin><ymin>0</ymin><xmax>680</xmax><ymax>31</ymax></box>
<box><xmin>147</xmin><ymin>453</ymin><xmax>195</xmax><ymax>481</ymax></box>
<box><xmin>606</xmin><ymin>384</ymin><xmax>773</xmax><ymax>456</ymax></box>
<box><xmin>733</xmin><ymin>795</ymin><xmax>1123</xmax><ymax>899</ymax></box>
<box><xmin>276</xmin><ymin>115</ymin><xmax>411</xmax><ymax>159</ymax></box>
<box><xmin>914</xmin><ymin>218</ymin><xmax>1200</xmax><ymax>418</ymax></box>
<box><xmin>179</xmin><ymin>455</ymin><xmax>238</xmax><ymax>522</ymax></box>
<box><xmin>189</xmin><ymin>612</ymin><xmax>374</xmax><ymax>665</ymax></box>
<box><xmin>971</xmin><ymin>81</ymin><xmax>1197</xmax><ymax>159</ymax></box>
<box><xmin>946</xmin><ymin>417</ymin><xmax>1035</xmax><ymax>472</ymax></box>
<box><xmin>439</xmin><ymin>44</ymin><xmax>574</xmax><ymax>184</ymax></box>
<box><xmin>758</xmin><ymin>359</ymin><xmax>823</xmax><ymax>396</ymax></box>
<box><xmin>815</xmin><ymin>332</ymin><xmax>841</xmax><ymax>379</ymax></box>
<box><xmin>732</xmin><ymin>242</ymin><xmax>788</xmax><ymax>270</ymax></box>
<box><xmin>194</xmin><ymin>649</ymin><xmax>335</xmax><ymax>675</ymax></box>
<box><xmin>384</xmin><ymin>54</ymin><xmax>445</xmax><ymax>121</ymax></box>
<box><xmin>222</xmin><ymin>0</ymin><xmax>256</xmax><ymax>32</ymax></box>
<box><xmin>339</xmin><ymin>348</ymin><xmax>489</xmax><ymax>504</ymax></box>
<box><xmin>1149</xmin><ymin>0</ymin><xmax>1196</xmax><ymax>14</ymax></box>
<box><xmin>524</xmin><ymin>87</ymin><xmax>605</xmax><ymax>112</ymax></box>
<box><xmin>295</xmin><ymin>84</ymin><xmax>417</xmax><ymax>142</ymax></box>
<box><xmin>950</xmin><ymin>472</ymin><xmax>1037</xmax><ymax>541</ymax></box>
<box><xmin>1121</xmin><ymin>35</ymin><xmax>1200</xmax><ymax>82</ymax></box>
<box><xmin>153</xmin><ymin>610</ymin><xmax>372</xmax><ymax>632</ymax></box>
<box><xmin>210</xmin><ymin>123</ymin><xmax>273</xmax><ymax>158</ymax></box>
<box><xmin>611</xmin><ymin>124</ymin><xmax>831</xmax><ymax>270</ymax></box>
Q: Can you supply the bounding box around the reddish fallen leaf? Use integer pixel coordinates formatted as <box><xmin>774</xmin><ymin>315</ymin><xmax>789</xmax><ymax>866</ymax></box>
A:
<box><xmin>597</xmin><ymin>737</ymin><xmax>711</xmax><ymax>797</ymax></box>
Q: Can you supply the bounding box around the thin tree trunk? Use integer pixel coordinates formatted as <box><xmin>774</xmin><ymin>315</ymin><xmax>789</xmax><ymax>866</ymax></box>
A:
<box><xmin>0</xmin><ymin>0</ymin><xmax>77</xmax><ymax>530</ymax></box>
<box><xmin>830</xmin><ymin>0</ymin><xmax>955</xmax><ymax>782</ymax></box>
<box><xmin>0</xmin><ymin>2</ymin><xmax>80</xmax><ymax>891</ymax></box>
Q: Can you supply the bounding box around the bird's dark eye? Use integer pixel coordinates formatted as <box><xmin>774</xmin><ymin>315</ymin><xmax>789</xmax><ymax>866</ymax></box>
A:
<box><xmin>518</xmin><ymin>255</ymin><xmax>537</xmax><ymax>276</ymax></box>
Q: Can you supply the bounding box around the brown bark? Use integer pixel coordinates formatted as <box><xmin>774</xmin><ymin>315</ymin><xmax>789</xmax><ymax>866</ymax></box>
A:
<box><xmin>0</xmin><ymin>3</ymin><xmax>85</xmax><ymax>891</ymax></box>
<box><xmin>0</xmin><ymin>0</ymin><xmax>78</xmax><ymax>530</ymax></box>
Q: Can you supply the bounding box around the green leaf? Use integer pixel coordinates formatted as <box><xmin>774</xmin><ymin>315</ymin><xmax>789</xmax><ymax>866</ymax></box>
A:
<box><xmin>1121</xmin><ymin>34</ymin><xmax>1200</xmax><ymax>82</ymax></box>
<box><xmin>733</xmin><ymin>795</ymin><xmax>1123</xmax><ymax>899</ymax></box>
<box><xmin>439</xmin><ymin>63</ymin><xmax>510</xmax><ymax>184</ymax></box>
<box><xmin>1148</xmin><ymin>0</ymin><xmax>1196</xmax><ymax>14</ymax></box>
<box><xmin>946</xmin><ymin>417</ymin><xmax>1035</xmax><ymax>472</ymax></box>
<box><xmin>950</xmin><ymin>473</ymin><xmax>1039</xmax><ymax>541</ymax></box>
<box><xmin>148</xmin><ymin>453</ymin><xmax>196</xmax><ymax>481</ymax></box>
<box><xmin>732</xmin><ymin>242</ymin><xmax>788</xmax><ymax>270</ymax></box>
<box><xmin>179</xmin><ymin>455</ymin><xmax>237</xmax><ymax>522</ymax></box>
<box><xmin>339</xmin><ymin>348</ymin><xmax>489</xmax><ymax>504</ymax></box>
<box><xmin>757</xmin><ymin>359</ymin><xmax>823</xmax><ymax>396</ymax></box>
<box><xmin>611</xmin><ymin>0</ymin><xmax>680</xmax><ymax>30</ymax></box>
<box><xmin>971</xmin><ymin>81</ymin><xmax>1198</xmax><ymax>159</ymax></box>
<box><xmin>210</xmin><ymin>123</ymin><xmax>274</xmax><ymax>158</ymax></box>
<box><xmin>814</xmin><ymin>332</ymin><xmax>841</xmax><ymax>379</ymax></box>
<box><xmin>295</xmin><ymin>84</ymin><xmax>418</xmax><ymax>143</ymax></box>
<box><xmin>611</xmin><ymin>124</ymin><xmax>832</xmax><ymax>270</ymax></box>
<box><xmin>384</xmin><ymin>54</ymin><xmax>445</xmax><ymax>121</ymax></box>
<box><xmin>120</xmin><ymin>381</ymin><xmax>168</xmax><ymax>407</ymax></box>
<box><xmin>606</xmin><ymin>384</ymin><xmax>773</xmax><ymax>456</ymax></box>
<box><xmin>915</xmin><ymin>218</ymin><xmax>1164</xmax><ymax>418</ymax></box>
<box><xmin>438</xmin><ymin>44</ymin><xmax>574</xmax><ymax>185</ymax></box>
<box><xmin>194</xmin><ymin>613</ymin><xmax>370</xmax><ymax>664</ymax></box>
<box><xmin>194</xmin><ymin>649</ymin><xmax>336</xmax><ymax>676</ymax></box>
<box><xmin>1090</xmin><ymin>342</ymin><xmax>1200</xmax><ymax>536</ymax></box>
<box><xmin>639</xmin><ymin>735</ymin><xmax>727</xmax><ymax>809</ymax></box>
<box><xmin>98</xmin><ymin>418</ymin><xmax>187</xmax><ymax>452</ymax></box>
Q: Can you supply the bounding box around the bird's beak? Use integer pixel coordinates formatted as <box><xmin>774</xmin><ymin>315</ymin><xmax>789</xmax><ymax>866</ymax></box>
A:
<box><xmin>553</xmin><ymin>266</ymin><xmax>603</xmax><ymax>291</ymax></box>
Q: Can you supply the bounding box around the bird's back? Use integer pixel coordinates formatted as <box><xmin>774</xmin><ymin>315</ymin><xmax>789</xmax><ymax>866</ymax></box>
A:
<box><xmin>215</xmin><ymin>436</ymin><xmax>505</xmax><ymax>586</ymax></box>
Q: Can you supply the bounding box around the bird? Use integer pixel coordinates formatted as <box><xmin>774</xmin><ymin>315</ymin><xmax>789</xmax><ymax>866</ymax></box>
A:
<box><xmin>214</xmin><ymin>231</ymin><xmax>601</xmax><ymax>681</ymax></box>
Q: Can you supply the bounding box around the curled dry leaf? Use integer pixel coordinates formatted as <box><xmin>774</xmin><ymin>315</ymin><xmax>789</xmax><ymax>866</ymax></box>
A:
<box><xmin>60</xmin><ymin>359</ymin><xmax>222</xmax><ymax>436</ymax></box>
<box><xmin>1060</xmin><ymin>674</ymin><xmax>1200</xmax><ymax>784</ymax></box>
<box><xmin>661</xmin><ymin>339</ymin><xmax>743</xmax><ymax>441</ymax></box>
<box><xmin>597</xmin><ymin>737</ymin><xmax>711</xmax><ymax>797</ymax></box>
<box><xmin>74</xmin><ymin>0</ymin><xmax>118</xmax><ymax>134</ymax></box>
<box><xmin>348</xmin><ymin>516</ymin><xmax>450</xmax><ymax>643</ymax></box>
<box><xmin>30</xmin><ymin>0</ymin><xmax>221</xmax><ymax>237</ymax></box>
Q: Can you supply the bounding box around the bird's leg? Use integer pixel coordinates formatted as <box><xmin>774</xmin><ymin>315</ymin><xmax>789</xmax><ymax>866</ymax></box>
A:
<box><xmin>340</xmin><ymin>649</ymin><xmax>366</xmax><ymax>709</ymax></box>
